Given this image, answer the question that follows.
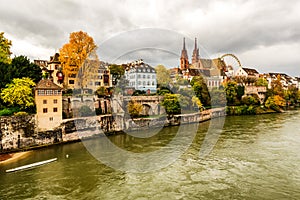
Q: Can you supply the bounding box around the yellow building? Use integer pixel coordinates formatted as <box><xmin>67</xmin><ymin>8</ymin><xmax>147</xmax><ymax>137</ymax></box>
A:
<box><xmin>35</xmin><ymin>79</ymin><xmax>63</xmax><ymax>131</ymax></box>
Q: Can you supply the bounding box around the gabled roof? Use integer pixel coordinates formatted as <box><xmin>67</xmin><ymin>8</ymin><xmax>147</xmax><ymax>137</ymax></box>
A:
<box><xmin>36</xmin><ymin>79</ymin><xmax>62</xmax><ymax>90</ymax></box>
<box><xmin>242</xmin><ymin>68</ymin><xmax>259</xmax><ymax>75</ymax></box>
<box><xmin>187</xmin><ymin>68</ymin><xmax>211</xmax><ymax>77</ymax></box>
<box><xmin>49</xmin><ymin>53</ymin><xmax>60</xmax><ymax>64</ymax></box>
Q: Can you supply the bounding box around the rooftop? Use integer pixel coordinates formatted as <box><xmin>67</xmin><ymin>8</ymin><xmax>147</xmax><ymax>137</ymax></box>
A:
<box><xmin>36</xmin><ymin>79</ymin><xmax>62</xmax><ymax>90</ymax></box>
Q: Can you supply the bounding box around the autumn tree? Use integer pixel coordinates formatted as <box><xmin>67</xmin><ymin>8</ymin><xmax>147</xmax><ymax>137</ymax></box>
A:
<box><xmin>192</xmin><ymin>96</ymin><xmax>203</xmax><ymax>110</ymax></box>
<box><xmin>59</xmin><ymin>31</ymin><xmax>98</xmax><ymax>90</ymax></box>
<box><xmin>155</xmin><ymin>65</ymin><xmax>171</xmax><ymax>87</ymax></box>
<box><xmin>265</xmin><ymin>95</ymin><xmax>286</xmax><ymax>111</ymax></box>
<box><xmin>95</xmin><ymin>86</ymin><xmax>109</xmax><ymax>97</ymax></box>
<box><xmin>1</xmin><ymin>77</ymin><xmax>35</xmax><ymax>110</ymax></box>
<box><xmin>127</xmin><ymin>101</ymin><xmax>143</xmax><ymax>118</ymax></box>
<box><xmin>0</xmin><ymin>32</ymin><xmax>12</xmax><ymax>64</ymax></box>
<box><xmin>271</xmin><ymin>75</ymin><xmax>284</xmax><ymax>97</ymax></box>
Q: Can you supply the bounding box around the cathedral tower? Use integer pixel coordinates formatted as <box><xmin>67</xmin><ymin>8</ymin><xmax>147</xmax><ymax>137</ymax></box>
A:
<box><xmin>180</xmin><ymin>38</ymin><xmax>189</xmax><ymax>70</ymax></box>
<box><xmin>192</xmin><ymin>38</ymin><xmax>199</xmax><ymax>64</ymax></box>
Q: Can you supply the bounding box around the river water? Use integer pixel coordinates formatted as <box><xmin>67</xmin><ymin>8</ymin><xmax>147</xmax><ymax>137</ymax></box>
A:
<box><xmin>1</xmin><ymin>110</ymin><xmax>300</xmax><ymax>199</ymax></box>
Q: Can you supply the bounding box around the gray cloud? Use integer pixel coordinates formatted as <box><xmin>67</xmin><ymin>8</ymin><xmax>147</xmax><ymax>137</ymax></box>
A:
<box><xmin>0</xmin><ymin>0</ymin><xmax>299</xmax><ymax>76</ymax></box>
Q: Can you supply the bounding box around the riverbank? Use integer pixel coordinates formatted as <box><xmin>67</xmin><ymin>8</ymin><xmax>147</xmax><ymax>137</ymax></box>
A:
<box><xmin>0</xmin><ymin>151</ymin><xmax>30</xmax><ymax>164</ymax></box>
<box><xmin>226</xmin><ymin>105</ymin><xmax>279</xmax><ymax>116</ymax></box>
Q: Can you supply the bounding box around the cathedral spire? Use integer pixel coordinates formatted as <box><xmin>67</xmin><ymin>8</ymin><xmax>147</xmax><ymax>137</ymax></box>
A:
<box><xmin>192</xmin><ymin>37</ymin><xmax>199</xmax><ymax>64</ymax></box>
<box><xmin>180</xmin><ymin>37</ymin><xmax>189</xmax><ymax>70</ymax></box>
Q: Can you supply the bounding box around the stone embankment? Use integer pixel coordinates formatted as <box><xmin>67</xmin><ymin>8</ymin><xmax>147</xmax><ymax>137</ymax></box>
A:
<box><xmin>0</xmin><ymin>108</ymin><xmax>225</xmax><ymax>153</ymax></box>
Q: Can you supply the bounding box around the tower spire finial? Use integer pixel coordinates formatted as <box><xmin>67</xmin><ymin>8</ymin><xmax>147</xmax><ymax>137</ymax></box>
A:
<box><xmin>194</xmin><ymin>38</ymin><xmax>197</xmax><ymax>49</ymax></box>
<box><xmin>183</xmin><ymin>37</ymin><xmax>186</xmax><ymax>50</ymax></box>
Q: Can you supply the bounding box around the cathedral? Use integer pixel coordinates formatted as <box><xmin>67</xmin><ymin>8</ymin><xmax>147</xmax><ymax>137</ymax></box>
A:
<box><xmin>172</xmin><ymin>37</ymin><xmax>227</xmax><ymax>88</ymax></box>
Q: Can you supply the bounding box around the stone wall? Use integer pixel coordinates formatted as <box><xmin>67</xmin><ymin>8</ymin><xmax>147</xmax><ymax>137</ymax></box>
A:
<box><xmin>0</xmin><ymin>108</ymin><xmax>226</xmax><ymax>153</ymax></box>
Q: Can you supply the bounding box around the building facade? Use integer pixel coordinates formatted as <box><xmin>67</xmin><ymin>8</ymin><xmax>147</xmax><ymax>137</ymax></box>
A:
<box><xmin>125</xmin><ymin>60</ymin><xmax>157</xmax><ymax>93</ymax></box>
<box><xmin>35</xmin><ymin>79</ymin><xmax>63</xmax><ymax>130</ymax></box>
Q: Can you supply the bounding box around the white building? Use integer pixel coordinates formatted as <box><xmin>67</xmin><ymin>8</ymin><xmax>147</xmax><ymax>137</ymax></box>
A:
<box><xmin>125</xmin><ymin>60</ymin><xmax>157</xmax><ymax>93</ymax></box>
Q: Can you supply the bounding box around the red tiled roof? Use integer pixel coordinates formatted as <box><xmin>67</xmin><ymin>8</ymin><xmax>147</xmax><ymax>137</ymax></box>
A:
<box><xmin>36</xmin><ymin>79</ymin><xmax>62</xmax><ymax>90</ymax></box>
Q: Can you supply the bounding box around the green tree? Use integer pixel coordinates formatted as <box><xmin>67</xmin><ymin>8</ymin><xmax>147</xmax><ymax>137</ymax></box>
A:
<box><xmin>0</xmin><ymin>32</ymin><xmax>12</xmax><ymax>64</ymax></box>
<box><xmin>284</xmin><ymin>85</ymin><xmax>298</xmax><ymax>105</ymax></box>
<box><xmin>190</xmin><ymin>76</ymin><xmax>211</xmax><ymax>107</ymax></box>
<box><xmin>127</xmin><ymin>101</ymin><xmax>143</xmax><ymax>118</ymax></box>
<box><xmin>162</xmin><ymin>93</ymin><xmax>181</xmax><ymax>115</ymax></box>
<box><xmin>109</xmin><ymin>64</ymin><xmax>125</xmax><ymax>85</ymax></box>
<box><xmin>224</xmin><ymin>80</ymin><xmax>239</xmax><ymax>106</ymax></box>
<box><xmin>11</xmin><ymin>56</ymin><xmax>42</xmax><ymax>83</ymax></box>
<box><xmin>1</xmin><ymin>77</ymin><xmax>35</xmax><ymax>110</ymax></box>
<box><xmin>0</xmin><ymin>56</ymin><xmax>42</xmax><ymax>89</ymax></box>
<box><xmin>155</xmin><ymin>65</ymin><xmax>171</xmax><ymax>87</ymax></box>
<box><xmin>241</xmin><ymin>95</ymin><xmax>260</xmax><ymax>106</ymax></box>
<box><xmin>210</xmin><ymin>88</ymin><xmax>227</xmax><ymax>107</ymax></box>
<box><xmin>78</xmin><ymin>105</ymin><xmax>93</xmax><ymax>117</ymax></box>
<box><xmin>255</xmin><ymin>77</ymin><xmax>268</xmax><ymax>87</ymax></box>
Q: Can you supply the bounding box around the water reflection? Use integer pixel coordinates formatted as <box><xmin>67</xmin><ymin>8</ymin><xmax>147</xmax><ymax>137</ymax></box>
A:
<box><xmin>0</xmin><ymin>111</ymin><xmax>300</xmax><ymax>199</ymax></box>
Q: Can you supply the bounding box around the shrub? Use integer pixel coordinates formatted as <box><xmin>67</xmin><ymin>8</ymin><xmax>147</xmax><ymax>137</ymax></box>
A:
<box><xmin>78</xmin><ymin>106</ymin><xmax>94</xmax><ymax>117</ymax></box>
<box><xmin>14</xmin><ymin>111</ymin><xmax>28</xmax><ymax>116</ymax></box>
<box><xmin>0</xmin><ymin>107</ymin><xmax>20</xmax><ymax>116</ymax></box>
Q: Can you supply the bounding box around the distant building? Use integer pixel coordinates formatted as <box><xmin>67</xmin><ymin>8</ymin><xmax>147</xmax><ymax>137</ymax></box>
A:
<box><xmin>262</xmin><ymin>73</ymin><xmax>297</xmax><ymax>90</ymax></box>
<box><xmin>124</xmin><ymin>60</ymin><xmax>157</xmax><ymax>93</ymax></box>
<box><xmin>172</xmin><ymin>37</ymin><xmax>227</xmax><ymax>88</ymax></box>
<box><xmin>235</xmin><ymin>67</ymin><xmax>259</xmax><ymax>78</ymax></box>
<box><xmin>35</xmin><ymin>79</ymin><xmax>62</xmax><ymax>130</ymax></box>
<box><xmin>34</xmin><ymin>53</ymin><xmax>64</xmax><ymax>87</ymax></box>
<box><xmin>35</xmin><ymin>54</ymin><xmax>111</xmax><ymax>91</ymax></box>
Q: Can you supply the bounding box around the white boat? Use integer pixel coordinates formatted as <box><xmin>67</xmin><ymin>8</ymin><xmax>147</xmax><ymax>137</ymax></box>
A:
<box><xmin>5</xmin><ymin>158</ymin><xmax>57</xmax><ymax>173</ymax></box>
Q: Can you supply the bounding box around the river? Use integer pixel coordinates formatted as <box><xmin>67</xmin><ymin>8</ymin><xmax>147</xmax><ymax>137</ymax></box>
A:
<box><xmin>1</xmin><ymin>110</ymin><xmax>300</xmax><ymax>199</ymax></box>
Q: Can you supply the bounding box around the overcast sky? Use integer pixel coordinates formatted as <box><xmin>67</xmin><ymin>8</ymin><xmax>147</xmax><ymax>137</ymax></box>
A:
<box><xmin>1</xmin><ymin>0</ymin><xmax>300</xmax><ymax>76</ymax></box>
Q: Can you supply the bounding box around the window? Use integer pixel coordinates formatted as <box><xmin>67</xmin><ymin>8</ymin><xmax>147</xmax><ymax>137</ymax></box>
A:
<box><xmin>138</xmin><ymin>81</ymin><xmax>141</xmax><ymax>85</ymax></box>
<box><xmin>53</xmin><ymin>90</ymin><xmax>61</xmax><ymax>95</ymax></box>
<box><xmin>143</xmin><ymin>75</ymin><xmax>146</xmax><ymax>78</ymax></box>
<box><xmin>55</xmin><ymin>65</ymin><xmax>59</xmax><ymax>70</ymax></box>
<box><xmin>43</xmin><ymin>100</ymin><xmax>47</xmax><ymax>104</ymax></box>
<box><xmin>54</xmin><ymin>99</ymin><xmax>58</xmax><ymax>104</ymax></box>
<box><xmin>138</xmin><ymin>74</ymin><xmax>141</xmax><ymax>78</ymax></box>
<box><xmin>53</xmin><ymin>108</ymin><xmax>58</xmax><ymax>112</ymax></box>
<box><xmin>152</xmin><ymin>75</ymin><xmax>155</xmax><ymax>79</ymax></box>
<box><xmin>69</xmin><ymin>80</ymin><xmax>75</xmax><ymax>84</ymax></box>
<box><xmin>38</xmin><ymin>90</ymin><xmax>45</xmax><ymax>96</ymax></box>
<box><xmin>49</xmin><ymin>117</ymin><xmax>53</xmax><ymax>121</ymax></box>
<box><xmin>46</xmin><ymin>90</ymin><xmax>53</xmax><ymax>95</ymax></box>
<box><xmin>43</xmin><ymin>108</ymin><xmax>48</xmax><ymax>113</ymax></box>
<box><xmin>95</xmin><ymin>82</ymin><xmax>101</xmax><ymax>86</ymax></box>
<box><xmin>147</xmin><ymin>75</ymin><xmax>150</xmax><ymax>79</ymax></box>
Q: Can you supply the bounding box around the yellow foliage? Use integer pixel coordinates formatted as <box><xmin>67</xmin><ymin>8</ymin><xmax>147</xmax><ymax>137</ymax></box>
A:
<box><xmin>127</xmin><ymin>101</ymin><xmax>143</xmax><ymax>118</ymax></box>
<box><xmin>59</xmin><ymin>31</ymin><xmax>98</xmax><ymax>88</ymax></box>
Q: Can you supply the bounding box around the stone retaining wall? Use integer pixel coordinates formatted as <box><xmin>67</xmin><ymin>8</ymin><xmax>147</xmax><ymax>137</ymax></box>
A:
<box><xmin>0</xmin><ymin>108</ymin><xmax>226</xmax><ymax>153</ymax></box>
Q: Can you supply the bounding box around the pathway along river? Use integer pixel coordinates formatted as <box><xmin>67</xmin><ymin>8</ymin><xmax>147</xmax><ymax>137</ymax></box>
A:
<box><xmin>1</xmin><ymin>110</ymin><xmax>300</xmax><ymax>199</ymax></box>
